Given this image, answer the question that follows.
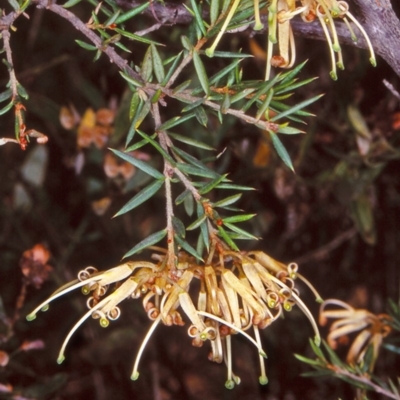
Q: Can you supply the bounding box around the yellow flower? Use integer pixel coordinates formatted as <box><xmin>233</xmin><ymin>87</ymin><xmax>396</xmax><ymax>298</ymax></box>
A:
<box><xmin>27</xmin><ymin>247</ymin><xmax>321</xmax><ymax>388</ymax></box>
<box><xmin>319</xmin><ymin>299</ymin><xmax>392</xmax><ymax>371</ymax></box>
<box><xmin>205</xmin><ymin>0</ymin><xmax>375</xmax><ymax>81</ymax></box>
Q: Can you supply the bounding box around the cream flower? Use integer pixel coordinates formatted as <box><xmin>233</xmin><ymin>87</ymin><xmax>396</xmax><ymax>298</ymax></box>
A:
<box><xmin>319</xmin><ymin>299</ymin><xmax>392</xmax><ymax>371</ymax></box>
<box><xmin>27</xmin><ymin>247</ymin><xmax>321</xmax><ymax>387</ymax></box>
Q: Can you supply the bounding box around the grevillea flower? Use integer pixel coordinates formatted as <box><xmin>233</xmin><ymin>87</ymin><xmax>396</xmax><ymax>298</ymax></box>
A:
<box><xmin>27</xmin><ymin>247</ymin><xmax>321</xmax><ymax>388</ymax></box>
<box><xmin>206</xmin><ymin>0</ymin><xmax>375</xmax><ymax>80</ymax></box>
<box><xmin>319</xmin><ymin>299</ymin><xmax>392</xmax><ymax>371</ymax></box>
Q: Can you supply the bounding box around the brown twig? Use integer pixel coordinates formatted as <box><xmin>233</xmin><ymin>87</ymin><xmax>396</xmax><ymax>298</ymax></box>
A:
<box><xmin>32</xmin><ymin>0</ymin><xmax>144</xmax><ymax>85</ymax></box>
<box><xmin>331</xmin><ymin>365</ymin><xmax>400</xmax><ymax>400</ymax></box>
<box><xmin>116</xmin><ymin>0</ymin><xmax>400</xmax><ymax>77</ymax></box>
<box><xmin>1</xmin><ymin>29</ymin><xmax>18</xmax><ymax>100</ymax></box>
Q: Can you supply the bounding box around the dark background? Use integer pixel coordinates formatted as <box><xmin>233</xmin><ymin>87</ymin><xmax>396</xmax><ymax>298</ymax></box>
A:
<box><xmin>0</xmin><ymin>1</ymin><xmax>400</xmax><ymax>399</ymax></box>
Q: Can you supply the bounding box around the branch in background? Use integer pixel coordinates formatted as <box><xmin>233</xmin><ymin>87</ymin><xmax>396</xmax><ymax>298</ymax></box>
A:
<box><xmin>116</xmin><ymin>0</ymin><xmax>400</xmax><ymax>77</ymax></box>
<box><xmin>32</xmin><ymin>0</ymin><xmax>144</xmax><ymax>85</ymax></box>
<box><xmin>1</xmin><ymin>29</ymin><xmax>18</xmax><ymax>100</ymax></box>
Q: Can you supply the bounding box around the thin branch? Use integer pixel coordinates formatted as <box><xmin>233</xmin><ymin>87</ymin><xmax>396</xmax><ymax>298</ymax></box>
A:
<box><xmin>332</xmin><ymin>366</ymin><xmax>400</xmax><ymax>400</ymax></box>
<box><xmin>151</xmin><ymin>102</ymin><xmax>176</xmax><ymax>269</ymax></box>
<box><xmin>158</xmin><ymin>85</ymin><xmax>280</xmax><ymax>132</ymax></box>
<box><xmin>116</xmin><ymin>0</ymin><xmax>400</xmax><ymax>77</ymax></box>
<box><xmin>1</xmin><ymin>29</ymin><xmax>18</xmax><ymax>100</ymax></box>
<box><xmin>33</xmin><ymin>0</ymin><xmax>144</xmax><ymax>85</ymax></box>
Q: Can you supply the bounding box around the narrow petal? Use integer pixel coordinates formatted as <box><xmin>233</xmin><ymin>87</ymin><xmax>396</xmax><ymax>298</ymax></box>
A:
<box><xmin>131</xmin><ymin>315</ymin><xmax>162</xmax><ymax>380</ymax></box>
<box><xmin>197</xmin><ymin>310</ymin><xmax>267</xmax><ymax>358</ymax></box>
<box><xmin>57</xmin><ymin>296</ymin><xmax>111</xmax><ymax>364</ymax></box>
<box><xmin>253</xmin><ymin>325</ymin><xmax>268</xmax><ymax>385</ymax></box>
<box><xmin>179</xmin><ymin>292</ymin><xmax>207</xmax><ymax>332</ymax></box>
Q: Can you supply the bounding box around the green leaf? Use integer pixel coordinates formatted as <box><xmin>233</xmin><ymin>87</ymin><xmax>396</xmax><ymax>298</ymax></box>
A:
<box><xmin>93</xmin><ymin>49</ymin><xmax>102</xmax><ymax>62</ymax></box>
<box><xmin>300</xmin><ymin>370</ymin><xmax>332</xmax><ymax>378</ymax></box>
<box><xmin>158</xmin><ymin>113</ymin><xmax>196</xmax><ymax>131</ymax></box>
<box><xmin>126</xmin><ymin>97</ymin><xmax>151</xmax><ymax>145</ymax></box>
<box><xmin>104</xmin><ymin>10</ymin><xmax>121</xmax><ymax>27</ymax></box>
<box><xmin>169</xmin><ymin>132</ymin><xmax>213</xmax><ymax>151</ymax></box>
<box><xmin>8</xmin><ymin>0</ymin><xmax>20</xmax><ymax>11</ymax></box>
<box><xmin>63</xmin><ymin>0</ymin><xmax>83</xmax><ymax>7</ymax></box>
<box><xmin>278</xmin><ymin>125</ymin><xmax>304</xmax><ymax>134</ymax></box>
<box><xmin>230</xmin><ymin>88</ymin><xmax>256</xmax><ymax>104</ymax></box>
<box><xmin>195</xmin><ymin>106</ymin><xmax>208</xmax><ymax>127</ymax></box>
<box><xmin>221</xmin><ymin>93</ymin><xmax>230</xmax><ymax>114</ymax></box>
<box><xmin>181</xmin><ymin>99</ymin><xmax>205</xmax><ymax>113</ymax></box>
<box><xmin>136</xmin><ymin>130</ymin><xmax>175</xmax><ymax>164</ymax></box>
<box><xmin>0</xmin><ymin>88</ymin><xmax>12</xmax><ymax>103</ymax></box>
<box><xmin>383</xmin><ymin>343</ymin><xmax>400</xmax><ymax>355</ymax></box>
<box><xmin>141</xmin><ymin>46</ymin><xmax>153</xmax><ymax>81</ymax></box>
<box><xmin>192</xmin><ymin>50</ymin><xmax>210</xmax><ymax>96</ymax></box>
<box><xmin>210</xmin><ymin>0</ymin><xmax>219</xmax><ymax>24</ymax></box>
<box><xmin>119</xmin><ymin>71</ymin><xmax>143</xmax><ymax>88</ymax></box>
<box><xmin>275</xmin><ymin>77</ymin><xmax>318</xmax><ymax>95</ymax></box>
<box><xmin>197</xmin><ymin>203</ymin><xmax>209</xmax><ymax>251</ymax></box>
<box><xmin>109</xmin><ymin>148</ymin><xmax>163</xmax><ymax>179</ymax></box>
<box><xmin>172</xmin><ymin>79</ymin><xmax>192</xmax><ymax>94</ymax></box>
<box><xmin>176</xmin><ymin>163</ymin><xmax>219</xmax><ymax>179</ymax></box>
<box><xmin>75</xmin><ymin>40</ymin><xmax>97</xmax><ymax>51</ymax></box>
<box><xmin>0</xmin><ymin>101</ymin><xmax>13</xmax><ymax>116</ymax></box>
<box><xmin>151</xmin><ymin>44</ymin><xmax>165</xmax><ymax>83</ymax></box>
<box><xmin>203</xmin><ymin>51</ymin><xmax>252</xmax><ymax>58</ymax></box>
<box><xmin>184</xmin><ymin>193</ymin><xmax>194</xmax><ymax>216</ymax></box>
<box><xmin>270</xmin><ymin>102</ymin><xmax>306</xmax><ymax>123</ymax></box>
<box><xmin>175</xmin><ymin>235</ymin><xmax>203</xmax><ymax>261</ymax></box>
<box><xmin>208</xmin><ymin>58</ymin><xmax>242</xmax><ymax>87</ymax></box>
<box><xmin>181</xmin><ymin>35</ymin><xmax>193</xmax><ymax>51</ymax></box>
<box><xmin>199</xmin><ymin>174</ymin><xmax>228</xmax><ymax>195</ymax></box>
<box><xmin>129</xmin><ymin>91</ymin><xmax>140</xmax><ymax>120</ymax></box>
<box><xmin>189</xmin><ymin>0</ymin><xmax>207</xmax><ymax>36</ymax></box>
<box><xmin>223</xmin><ymin>213</ymin><xmax>255</xmax><ymax>223</ymax></box>
<box><xmin>172</xmin><ymin>146</ymin><xmax>215</xmax><ymax>172</ymax></box>
<box><xmin>294</xmin><ymin>354</ymin><xmax>325</xmax><ymax>367</ymax></box>
<box><xmin>255</xmin><ymin>88</ymin><xmax>274</xmax><ymax>120</ymax></box>
<box><xmin>151</xmin><ymin>89</ymin><xmax>162</xmax><ymax>104</ymax></box>
<box><xmin>213</xmin><ymin>193</ymin><xmax>242</xmax><ymax>208</ymax></box>
<box><xmin>216</xmin><ymin>183</ymin><xmax>254</xmax><ymax>190</ymax></box>
<box><xmin>187</xmin><ymin>214</ymin><xmax>207</xmax><ymax>230</ymax></box>
<box><xmin>172</xmin><ymin>216</ymin><xmax>186</xmax><ymax>238</ymax></box>
<box><xmin>223</xmin><ymin>222</ymin><xmax>258</xmax><ymax>240</ymax></box>
<box><xmin>175</xmin><ymin>189</ymin><xmax>191</xmax><ymax>205</ymax></box>
<box><xmin>242</xmin><ymin>75</ymin><xmax>280</xmax><ymax>112</ymax></box>
<box><xmin>115</xmin><ymin>2</ymin><xmax>149</xmax><ymax>24</ymax></box>
<box><xmin>114</xmin><ymin>179</ymin><xmax>165</xmax><ymax>217</ymax></box>
<box><xmin>123</xmin><ymin>228</ymin><xmax>167</xmax><ymax>258</ymax></box>
<box><xmin>270</xmin><ymin>94</ymin><xmax>323</xmax><ymax>122</ymax></box>
<box><xmin>217</xmin><ymin>226</ymin><xmax>239</xmax><ymax>251</ymax></box>
<box><xmin>269</xmin><ymin>131</ymin><xmax>294</xmax><ymax>171</ymax></box>
<box><xmin>388</xmin><ymin>378</ymin><xmax>400</xmax><ymax>395</ymax></box>
<box><xmin>115</xmin><ymin>29</ymin><xmax>163</xmax><ymax>46</ymax></box>
<box><xmin>322</xmin><ymin>341</ymin><xmax>345</xmax><ymax>367</ymax></box>
<box><xmin>162</xmin><ymin>51</ymin><xmax>183</xmax><ymax>86</ymax></box>
<box><xmin>278</xmin><ymin>60</ymin><xmax>308</xmax><ymax>85</ymax></box>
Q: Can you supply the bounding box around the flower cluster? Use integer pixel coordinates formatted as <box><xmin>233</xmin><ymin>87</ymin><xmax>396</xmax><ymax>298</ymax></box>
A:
<box><xmin>319</xmin><ymin>299</ymin><xmax>392</xmax><ymax>371</ymax></box>
<box><xmin>206</xmin><ymin>0</ymin><xmax>376</xmax><ymax>80</ymax></box>
<box><xmin>27</xmin><ymin>247</ymin><xmax>321</xmax><ymax>388</ymax></box>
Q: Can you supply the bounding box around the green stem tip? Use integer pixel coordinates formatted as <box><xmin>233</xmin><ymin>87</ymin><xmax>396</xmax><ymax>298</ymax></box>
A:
<box><xmin>131</xmin><ymin>372</ymin><xmax>140</xmax><ymax>381</ymax></box>
<box><xmin>259</xmin><ymin>376</ymin><xmax>268</xmax><ymax>385</ymax></box>
<box><xmin>57</xmin><ymin>355</ymin><xmax>65</xmax><ymax>364</ymax></box>
<box><xmin>26</xmin><ymin>314</ymin><xmax>36</xmax><ymax>321</ymax></box>
<box><xmin>225</xmin><ymin>380</ymin><xmax>235</xmax><ymax>389</ymax></box>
